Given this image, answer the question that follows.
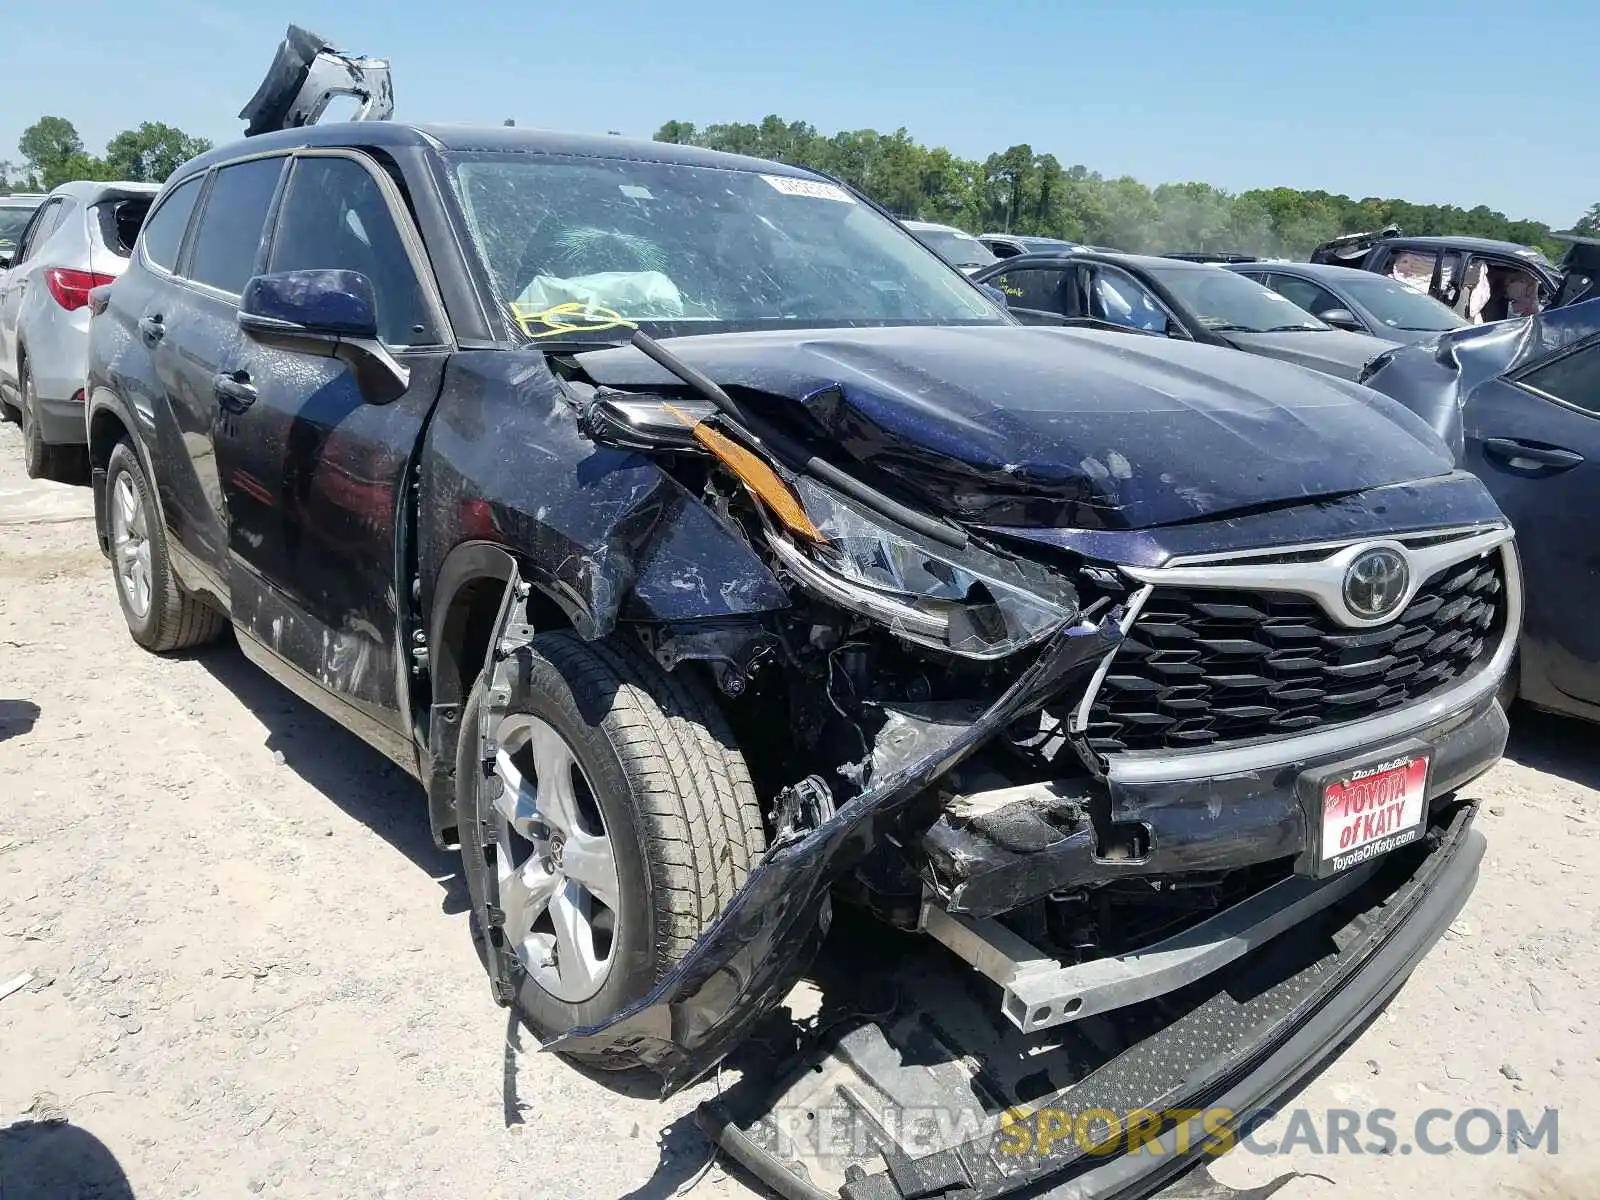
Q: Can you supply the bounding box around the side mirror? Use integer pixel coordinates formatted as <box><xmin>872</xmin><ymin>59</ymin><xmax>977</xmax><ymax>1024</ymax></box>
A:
<box><xmin>980</xmin><ymin>283</ymin><xmax>1008</xmax><ymax>307</ymax></box>
<box><xmin>238</xmin><ymin>268</ymin><xmax>409</xmax><ymax>404</ymax></box>
<box><xmin>1316</xmin><ymin>307</ymin><xmax>1363</xmax><ymax>332</ymax></box>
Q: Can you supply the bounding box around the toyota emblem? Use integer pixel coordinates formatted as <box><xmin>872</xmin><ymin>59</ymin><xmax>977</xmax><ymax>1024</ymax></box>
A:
<box><xmin>1343</xmin><ymin>548</ymin><xmax>1410</xmax><ymax>620</ymax></box>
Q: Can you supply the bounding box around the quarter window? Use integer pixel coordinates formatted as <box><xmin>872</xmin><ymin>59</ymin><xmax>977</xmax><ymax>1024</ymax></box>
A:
<box><xmin>268</xmin><ymin>156</ymin><xmax>432</xmax><ymax>346</ymax></box>
<box><xmin>187</xmin><ymin>158</ymin><xmax>286</xmax><ymax>295</ymax></box>
<box><xmin>139</xmin><ymin>176</ymin><xmax>203</xmax><ymax>272</ymax></box>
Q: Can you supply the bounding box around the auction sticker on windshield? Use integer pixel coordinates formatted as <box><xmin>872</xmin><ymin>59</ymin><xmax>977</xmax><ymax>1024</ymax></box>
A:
<box><xmin>761</xmin><ymin>174</ymin><xmax>854</xmax><ymax>202</ymax></box>
<box><xmin>1312</xmin><ymin>751</ymin><xmax>1430</xmax><ymax>875</ymax></box>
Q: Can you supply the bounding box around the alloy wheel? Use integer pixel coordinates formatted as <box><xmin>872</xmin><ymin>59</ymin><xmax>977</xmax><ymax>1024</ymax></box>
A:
<box><xmin>110</xmin><ymin>472</ymin><xmax>152</xmax><ymax>619</ymax></box>
<box><xmin>489</xmin><ymin>713</ymin><xmax>620</xmax><ymax>1003</ymax></box>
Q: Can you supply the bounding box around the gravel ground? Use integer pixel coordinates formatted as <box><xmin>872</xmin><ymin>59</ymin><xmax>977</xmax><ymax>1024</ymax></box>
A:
<box><xmin>1</xmin><ymin>417</ymin><xmax>1596</xmax><ymax>1199</ymax></box>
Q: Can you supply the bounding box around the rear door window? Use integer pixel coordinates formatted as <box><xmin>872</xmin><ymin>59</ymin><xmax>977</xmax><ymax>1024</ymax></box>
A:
<box><xmin>187</xmin><ymin>157</ymin><xmax>286</xmax><ymax>296</ymax></box>
<box><xmin>139</xmin><ymin>176</ymin><xmax>203</xmax><ymax>272</ymax></box>
<box><xmin>989</xmin><ymin>267</ymin><xmax>1070</xmax><ymax>316</ymax></box>
<box><xmin>15</xmin><ymin>198</ymin><xmax>67</xmax><ymax>264</ymax></box>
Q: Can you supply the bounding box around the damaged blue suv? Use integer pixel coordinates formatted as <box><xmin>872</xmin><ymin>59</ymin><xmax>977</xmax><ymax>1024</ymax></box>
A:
<box><xmin>84</xmin><ymin>27</ymin><xmax>1518</xmax><ymax>1200</ymax></box>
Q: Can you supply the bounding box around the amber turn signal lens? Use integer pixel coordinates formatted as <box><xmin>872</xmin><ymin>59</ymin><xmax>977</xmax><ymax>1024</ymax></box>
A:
<box><xmin>664</xmin><ymin>405</ymin><xmax>825</xmax><ymax>544</ymax></box>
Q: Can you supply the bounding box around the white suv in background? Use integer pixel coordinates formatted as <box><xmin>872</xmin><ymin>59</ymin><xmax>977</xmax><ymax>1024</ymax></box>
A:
<box><xmin>0</xmin><ymin>180</ymin><xmax>158</xmax><ymax>478</ymax></box>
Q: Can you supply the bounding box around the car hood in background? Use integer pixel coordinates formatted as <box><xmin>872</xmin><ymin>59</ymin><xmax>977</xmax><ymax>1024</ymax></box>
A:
<box><xmin>1221</xmin><ymin>328</ymin><xmax>1400</xmax><ymax>380</ymax></box>
<box><xmin>576</xmin><ymin>325</ymin><xmax>1454</xmax><ymax>531</ymax></box>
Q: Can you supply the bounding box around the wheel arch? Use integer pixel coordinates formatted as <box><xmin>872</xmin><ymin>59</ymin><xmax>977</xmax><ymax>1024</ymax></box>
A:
<box><xmin>421</xmin><ymin>540</ymin><xmax>578</xmax><ymax>849</ymax></box>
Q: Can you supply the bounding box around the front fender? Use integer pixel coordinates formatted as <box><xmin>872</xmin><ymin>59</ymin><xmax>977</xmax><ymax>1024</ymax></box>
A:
<box><xmin>418</xmin><ymin>352</ymin><xmax>790</xmax><ymax>646</ymax></box>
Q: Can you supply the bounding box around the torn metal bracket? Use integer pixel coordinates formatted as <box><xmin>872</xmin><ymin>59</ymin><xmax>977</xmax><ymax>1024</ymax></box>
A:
<box><xmin>476</xmin><ymin>565</ymin><xmax>534</xmax><ymax>1007</ymax></box>
<box><xmin>919</xmin><ymin>857</ymin><xmax>1380</xmax><ymax>1033</ymax></box>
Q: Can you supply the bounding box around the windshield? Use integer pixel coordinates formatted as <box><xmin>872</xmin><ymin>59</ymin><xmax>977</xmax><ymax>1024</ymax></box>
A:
<box><xmin>445</xmin><ymin>154</ymin><xmax>1006</xmax><ymax>343</ymax></box>
<box><xmin>1340</xmin><ymin>274</ymin><xmax>1468</xmax><ymax>332</ymax></box>
<box><xmin>0</xmin><ymin>206</ymin><xmax>38</xmax><ymax>253</ymax></box>
<box><xmin>910</xmin><ymin>228</ymin><xmax>999</xmax><ymax>270</ymax></box>
<box><xmin>1148</xmin><ymin>266</ymin><xmax>1330</xmax><ymax>332</ymax></box>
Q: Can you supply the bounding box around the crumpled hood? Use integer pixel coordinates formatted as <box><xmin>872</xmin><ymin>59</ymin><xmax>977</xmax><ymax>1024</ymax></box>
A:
<box><xmin>577</xmin><ymin>325</ymin><xmax>1454</xmax><ymax>531</ymax></box>
<box><xmin>1221</xmin><ymin>328</ymin><xmax>1400</xmax><ymax>381</ymax></box>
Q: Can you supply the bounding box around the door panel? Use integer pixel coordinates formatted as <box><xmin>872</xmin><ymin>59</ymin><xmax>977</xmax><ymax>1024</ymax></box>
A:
<box><xmin>213</xmin><ymin>152</ymin><xmax>449</xmax><ymax>755</ymax></box>
<box><xmin>150</xmin><ymin>158</ymin><xmax>287</xmax><ymax>595</ymax></box>
<box><xmin>1463</xmin><ymin>367</ymin><xmax>1600</xmax><ymax>704</ymax></box>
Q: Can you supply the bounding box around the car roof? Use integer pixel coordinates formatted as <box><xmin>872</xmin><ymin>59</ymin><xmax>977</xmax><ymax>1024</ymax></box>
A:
<box><xmin>981</xmin><ymin>249</ymin><xmax>1231</xmax><ymax>277</ymax></box>
<box><xmin>43</xmin><ymin>180</ymin><xmax>161</xmax><ymax>204</ymax></box>
<box><xmin>1386</xmin><ymin>234</ymin><xmax>1544</xmax><ymax>257</ymax></box>
<box><xmin>903</xmin><ymin>219</ymin><xmax>969</xmax><ymax>234</ymax></box>
<box><xmin>0</xmin><ymin>194</ymin><xmax>46</xmax><ymax>207</ymax></box>
<box><xmin>174</xmin><ymin>121</ymin><xmax>828</xmax><ymax>184</ymax></box>
<box><xmin>1227</xmin><ymin>261</ymin><xmax>1378</xmax><ymax>283</ymax></box>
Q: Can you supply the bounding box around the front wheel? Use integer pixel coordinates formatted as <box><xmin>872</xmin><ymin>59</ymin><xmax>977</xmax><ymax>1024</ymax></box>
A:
<box><xmin>456</xmin><ymin>629</ymin><xmax>766</xmax><ymax>1058</ymax></box>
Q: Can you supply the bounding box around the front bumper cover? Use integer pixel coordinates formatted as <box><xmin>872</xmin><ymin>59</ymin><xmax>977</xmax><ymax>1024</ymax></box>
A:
<box><xmin>703</xmin><ymin>800</ymin><xmax>1486</xmax><ymax>1199</ymax></box>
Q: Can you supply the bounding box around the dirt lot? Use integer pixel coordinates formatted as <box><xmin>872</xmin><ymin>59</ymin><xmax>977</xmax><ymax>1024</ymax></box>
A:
<box><xmin>1</xmin><ymin>416</ymin><xmax>1597</xmax><ymax>1200</ymax></box>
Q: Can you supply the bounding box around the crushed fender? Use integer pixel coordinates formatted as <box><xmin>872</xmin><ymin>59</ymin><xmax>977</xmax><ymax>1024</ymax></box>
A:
<box><xmin>545</xmin><ymin>616</ymin><xmax>1123</xmax><ymax>1093</ymax></box>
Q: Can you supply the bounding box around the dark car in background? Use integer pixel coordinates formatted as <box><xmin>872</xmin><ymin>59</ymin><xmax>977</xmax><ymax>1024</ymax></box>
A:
<box><xmin>0</xmin><ymin>193</ymin><xmax>46</xmax><ymax>268</ymax></box>
<box><xmin>1230</xmin><ymin>259</ymin><xmax>1469</xmax><ymax>345</ymax></box>
<box><xmin>973</xmin><ymin>249</ymin><xmax>1400</xmax><ymax>379</ymax></box>
<box><xmin>1312</xmin><ymin>229</ymin><xmax>1564</xmax><ymax>322</ymax></box>
<box><xmin>979</xmin><ymin>232</ymin><xmax>1082</xmax><ymax>259</ymax></box>
<box><xmin>1361</xmin><ymin>297</ymin><xmax>1600</xmax><ymax>724</ymax></box>
<box><xmin>900</xmin><ymin>219</ymin><xmax>998</xmax><ymax>273</ymax></box>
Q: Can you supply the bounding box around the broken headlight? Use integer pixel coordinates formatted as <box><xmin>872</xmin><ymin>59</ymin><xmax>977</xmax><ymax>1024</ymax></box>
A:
<box><xmin>768</xmin><ymin>478</ymin><xmax>1077</xmax><ymax>660</ymax></box>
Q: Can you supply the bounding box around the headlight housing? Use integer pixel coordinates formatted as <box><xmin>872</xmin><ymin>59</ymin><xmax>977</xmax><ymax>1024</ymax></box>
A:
<box><xmin>768</xmin><ymin>478</ymin><xmax>1078</xmax><ymax>660</ymax></box>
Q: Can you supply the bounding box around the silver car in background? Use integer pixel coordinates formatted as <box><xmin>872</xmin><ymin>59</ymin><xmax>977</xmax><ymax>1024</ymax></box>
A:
<box><xmin>0</xmin><ymin>193</ymin><xmax>47</xmax><ymax>269</ymax></box>
<box><xmin>0</xmin><ymin>180</ymin><xmax>158</xmax><ymax>478</ymax></box>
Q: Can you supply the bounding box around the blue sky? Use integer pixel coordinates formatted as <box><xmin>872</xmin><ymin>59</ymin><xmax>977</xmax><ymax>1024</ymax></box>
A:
<box><xmin>2</xmin><ymin>0</ymin><xmax>1590</xmax><ymax>228</ymax></box>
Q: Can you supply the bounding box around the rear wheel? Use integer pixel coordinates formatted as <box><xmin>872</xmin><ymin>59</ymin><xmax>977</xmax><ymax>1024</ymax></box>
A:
<box><xmin>456</xmin><ymin>629</ymin><xmax>765</xmax><ymax>1059</ymax></box>
<box><xmin>105</xmin><ymin>439</ymin><xmax>227</xmax><ymax>652</ymax></box>
<box><xmin>19</xmin><ymin>361</ymin><xmax>74</xmax><ymax>481</ymax></box>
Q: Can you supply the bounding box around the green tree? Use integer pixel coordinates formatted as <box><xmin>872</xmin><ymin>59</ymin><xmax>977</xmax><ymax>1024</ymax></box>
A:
<box><xmin>19</xmin><ymin>116</ymin><xmax>90</xmax><ymax>188</ymax></box>
<box><xmin>1573</xmin><ymin>204</ymin><xmax>1600</xmax><ymax>237</ymax></box>
<box><xmin>648</xmin><ymin>111</ymin><xmax>1558</xmax><ymax>259</ymax></box>
<box><xmin>103</xmin><ymin>121</ymin><xmax>212</xmax><ymax>183</ymax></box>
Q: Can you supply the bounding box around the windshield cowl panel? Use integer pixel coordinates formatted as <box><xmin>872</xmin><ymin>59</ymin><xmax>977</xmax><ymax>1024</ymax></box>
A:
<box><xmin>443</xmin><ymin>152</ymin><xmax>1009</xmax><ymax>345</ymax></box>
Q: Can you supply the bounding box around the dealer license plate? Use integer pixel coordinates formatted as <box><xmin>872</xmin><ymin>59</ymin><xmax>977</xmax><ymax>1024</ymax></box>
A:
<box><xmin>1317</xmin><ymin>752</ymin><xmax>1430</xmax><ymax>875</ymax></box>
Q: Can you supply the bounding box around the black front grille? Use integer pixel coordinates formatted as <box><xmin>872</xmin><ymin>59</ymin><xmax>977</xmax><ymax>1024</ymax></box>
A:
<box><xmin>1085</xmin><ymin>551</ymin><xmax>1506</xmax><ymax>754</ymax></box>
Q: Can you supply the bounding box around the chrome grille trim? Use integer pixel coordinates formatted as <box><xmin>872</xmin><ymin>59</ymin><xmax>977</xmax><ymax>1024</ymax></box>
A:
<box><xmin>1122</xmin><ymin>525</ymin><xmax>1514</xmax><ymax>631</ymax></box>
<box><xmin>1099</xmin><ymin>540</ymin><xmax>1521</xmax><ymax>785</ymax></box>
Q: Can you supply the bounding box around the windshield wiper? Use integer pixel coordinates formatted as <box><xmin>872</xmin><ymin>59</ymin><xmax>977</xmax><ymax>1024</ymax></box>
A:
<box><xmin>1258</xmin><ymin>324</ymin><xmax>1325</xmax><ymax>333</ymax></box>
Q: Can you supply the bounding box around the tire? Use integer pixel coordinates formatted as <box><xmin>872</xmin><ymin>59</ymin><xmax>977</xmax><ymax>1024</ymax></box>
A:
<box><xmin>456</xmin><ymin>629</ymin><xmax>765</xmax><ymax>1060</ymax></box>
<box><xmin>19</xmin><ymin>360</ymin><xmax>74</xmax><ymax>481</ymax></box>
<box><xmin>105</xmin><ymin>439</ymin><xmax>228</xmax><ymax>653</ymax></box>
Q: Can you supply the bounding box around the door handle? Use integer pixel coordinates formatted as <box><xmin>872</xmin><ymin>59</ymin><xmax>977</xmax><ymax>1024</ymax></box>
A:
<box><xmin>214</xmin><ymin>370</ymin><xmax>257</xmax><ymax>412</ymax></box>
<box><xmin>138</xmin><ymin>314</ymin><xmax>165</xmax><ymax>342</ymax></box>
<box><xmin>1483</xmin><ymin>437</ymin><xmax>1584</xmax><ymax>471</ymax></box>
